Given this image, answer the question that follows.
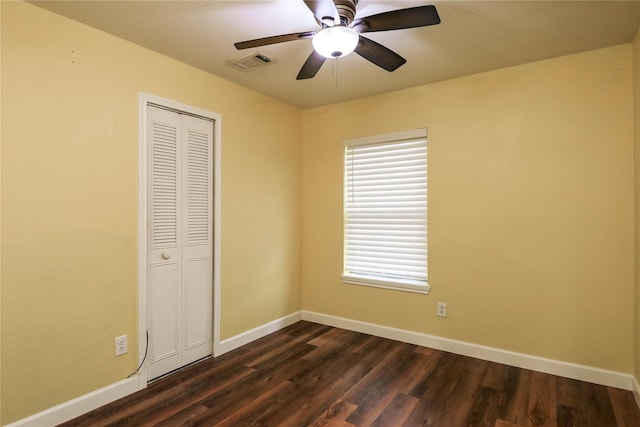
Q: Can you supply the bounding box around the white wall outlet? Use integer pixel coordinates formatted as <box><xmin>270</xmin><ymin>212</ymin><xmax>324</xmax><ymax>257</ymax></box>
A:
<box><xmin>115</xmin><ymin>335</ymin><xmax>128</xmax><ymax>356</ymax></box>
<box><xmin>437</xmin><ymin>302</ymin><xmax>447</xmax><ymax>318</ymax></box>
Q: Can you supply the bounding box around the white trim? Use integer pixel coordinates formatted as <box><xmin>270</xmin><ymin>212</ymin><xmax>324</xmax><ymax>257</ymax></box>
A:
<box><xmin>633</xmin><ymin>376</ymin><xmax>640</xmax><ymax>409</ymax></box>
<box><xmin>138</xmin><ymin>93</ymin><xmax>222</xmax><ymax>384</ymax></box>
<box><xmin>216</xmin><ymin>312</ymin><xmax>302</xmax><ymax>356</ymax></box>
<box><xmin>344</xmin><ymin>128</ymin><xmax>427</xmax><ymax>147</ymax></box>
<box><xmin>212</xmin><ymin>104</ymin><xmax>222</xmax><ymax>359</ymax></box>
<box><xmin>5</xmin><ymin>377</ymin><xmax>142</xmax><ymax>427</ymax></box>
<box><xmin>343</xmin><ymin>275</ymin><xmax>431</xmax><ymax>294</ymax></box>
<box><xmin>301</xmin><ymin>310</ymin><xmax>634</xmax><ymax>391</ymax></box>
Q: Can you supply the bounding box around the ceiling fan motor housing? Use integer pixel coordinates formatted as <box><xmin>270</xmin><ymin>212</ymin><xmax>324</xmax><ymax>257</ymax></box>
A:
<box><xmin>334</xmin><ymin>0</ymin><xmax>358</xmax><ymax>26</ymax></box>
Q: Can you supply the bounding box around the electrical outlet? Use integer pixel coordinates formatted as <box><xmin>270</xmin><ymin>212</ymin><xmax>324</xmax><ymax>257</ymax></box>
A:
<box><xmin>115</xmin><ymin>335</ymin><xmax>128</xmax><ymax>356</ymax></box>
<box><xmin>437</xmin><ymin>302</ymin><xmax>447</xmax><ymax>318</ymax></box>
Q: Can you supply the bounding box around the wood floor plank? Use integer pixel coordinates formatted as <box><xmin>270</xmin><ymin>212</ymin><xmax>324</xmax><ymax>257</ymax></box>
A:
<box><xmin>403</xmin><ymin>353</ymin><xmax>472</xmax><ymax>425</ymax></box>
<box><xmin>468</xmin><ymin>364</ymin><xmax>520</xmax><ymax>425</ymax></box>
<box><xmin>343</xmin><ymin>342</ymin><xmax>423</xmax><ymax>425</ymax></box>
<box><xmin>414</xmin><ymin>345</ymin><xmax>436</xmax><ymax>357</ymax></box>
<box><xmin>527</xmin><ymin>370</ymin><xmax>557</xmax><ymax>426</ymax></box>
<box><xmin>556</xmin><ymin>404</ymin><xmax>576</xmax><ymax>427</ymax></box>
<box><xmin>556</xmin><ymin>376</ymin><xmax>582</xmax><ymax>409</ymax></box>
<box><xmin>405</xmin><ymin>350</ymin><xmax>451</xmax><ymax>399</ymax></box>
<box><xmin>210</xmin><ymin>379</ymin><xmax>295</xmax><ymax>427</ymax></box>
<box><xmin>371</xmin><ymin>393</ymin><xmax>420</xmax><ymax>426</ymax></box>
<box><xmin>608</xmin><ymin>386</ymin><xmax>640</xmax><ymax>427</ymax></box>
<box><xmin>123</xmin><ymin>363</ymin><xmax>257</xmax><ymax>426</ymax></box>
<box><xmin>306</xmin><ymin>326</ymin><xmax>351</xmax><ymax>348</ymax></box>
<box><xmin>482</xmin><ymin>362</ymin><xmax>517</xmax><ymax>392</ymax></box>
<box><xmin>58</xmin><ymin>321</ymin><xmax>640</xmax><ymax>427</ymax></box>
<box><xmin>257</xmin><ymin>333</ymin><xmax>372</xmax><ymax>426</ymax></box>
<box><xmin>397</xmin><ymin>347</ymin><xmax>443</xmax><ymax>397</ymax></box>
<box><xmin>580</xmin><ymin>381</ymin><xmax>618</xmax><ymax>427</ymax></box>
<box><xmin>425</xmin><ymin>357</ymin><xmax>489</xmax><ymax>427</ymax></box>
<box><xmin>309</xmin><ymin>400</ymin><xmax>358</xmax><ymax>427</ymax></box>
<box><xmin>192</xmin><ymin>356</ymin><xmax>312</xmax><ymax>424</ymax></box>
<box><xmin>556</xmin><ymin>377</ymin><xmax>583</xmax><ymax>427</ymax></box>
<box><xmin>152</xmin><ymin>404</ymin><xmax>209</xmax><ymax>427</ymax></box>
<box><xmin>244</xmin><ymin>323</ymin><xmax>330</xmax><ymax>369</ymax></box>
<box><xmin>495</xmin><ymin>420</ymin><xmax>527</xmax><ymax>427</ymax></box>
<box><xmin>502</xmin><ymin>368</ymin><xmax>533</xmax><ymax>426</ymax></box>
<box><xmin>467</xmin><ymin>386</ymin><xmax>508</xmax><ymax>427</ymax></box>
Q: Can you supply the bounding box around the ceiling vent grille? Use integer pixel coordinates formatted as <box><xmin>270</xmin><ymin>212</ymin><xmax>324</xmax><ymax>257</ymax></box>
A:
<box><xmin>228</xmin><ymin>53</ymin><xmax>274</xmax><ymax>72</ymax></box>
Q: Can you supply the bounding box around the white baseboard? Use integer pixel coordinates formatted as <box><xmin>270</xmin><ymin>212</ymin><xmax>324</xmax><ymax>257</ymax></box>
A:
<box><xmin>7</xmin><ymin>312</ymin><xmax>302</xmax><ymax>426</ymax></box>
<box><xmin>301</xmin><ymin>310</ymin><xmax>634</xmax><ymax>391</ymax></box>
<box><xmin>9</xmin><ymin>309</ymin><xmax>636</xmax><ymax>426</ymax></box>
<box><xmin>216</xmin><ymin>311</ymin><xmax>302</xmax><ymax>356</ymax></box>
<box><xmin>6</xmin><ymin>376</ymin><xmax>144</xmax><ymax>427</ymax></box>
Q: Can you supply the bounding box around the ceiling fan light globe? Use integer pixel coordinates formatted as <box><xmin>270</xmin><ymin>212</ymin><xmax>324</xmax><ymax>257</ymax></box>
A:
<box><xmin>312</xmin><ymin>26</ymin><xmax>359</xmax><ymax>58</ymax></box>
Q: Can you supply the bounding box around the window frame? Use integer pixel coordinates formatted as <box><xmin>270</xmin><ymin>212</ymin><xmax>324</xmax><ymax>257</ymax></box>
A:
<box><xmin>342</xmin><ymin>128</ymin><xmax>430</xmax><ymax>295</ymax></box>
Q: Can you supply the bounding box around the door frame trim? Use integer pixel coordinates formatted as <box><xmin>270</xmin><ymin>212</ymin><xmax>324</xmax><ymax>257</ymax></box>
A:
<box><xmin>138</xmin><ymin>92</ymin><xmax>222</xmax><ymax>384</ymax></box>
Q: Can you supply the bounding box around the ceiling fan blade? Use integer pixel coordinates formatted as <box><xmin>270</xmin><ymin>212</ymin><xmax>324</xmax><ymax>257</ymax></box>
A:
<box><xmin>352</xmin><ymin>5</ymin><xmax>440</xmax><ymax>33</ymax></box>
<box><xmin>297</xmin><ymin>50</ymin><xmax>327</xmax><ymax>80</ymax></box>
<box><xmin>354</xmin><ymin>36</ymin><xmax>406</xmax><ymax>72</ymax></box>
<box><xmin>234</xmin><ymin>31</ymin><xmax>315</xmax><ymax>50</ymax></box>
<box><xmin>303</xmin><ymin>0</ymin><xmax>339</xmax><ymax>24</ymax></box>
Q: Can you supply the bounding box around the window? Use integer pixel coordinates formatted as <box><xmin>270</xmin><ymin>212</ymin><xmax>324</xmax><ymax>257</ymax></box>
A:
<box><xmin>342</xmin><ymin>129</ymin><xmax>429</xmax><ymax>294</ymax></box>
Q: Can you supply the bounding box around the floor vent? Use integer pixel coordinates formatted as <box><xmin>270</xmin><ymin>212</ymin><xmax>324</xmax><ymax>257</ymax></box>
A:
<box><xmin>228</xmin><ymin>52</ymin><xmax>274</xmax><ymax>72</ymax></box>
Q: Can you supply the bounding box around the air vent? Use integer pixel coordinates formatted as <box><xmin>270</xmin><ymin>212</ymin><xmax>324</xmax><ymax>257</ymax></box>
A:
<box><xmin>228</xmin><ymin>52</ymin><xmax>274</xmax><ymax>72</ymax></box>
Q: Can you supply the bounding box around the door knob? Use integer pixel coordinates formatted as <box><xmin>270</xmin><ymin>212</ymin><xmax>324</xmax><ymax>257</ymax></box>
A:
<box><xmin>161</xmin><ymin>253</ymin><xmax>171</xmax><ymax>260</ymax></box>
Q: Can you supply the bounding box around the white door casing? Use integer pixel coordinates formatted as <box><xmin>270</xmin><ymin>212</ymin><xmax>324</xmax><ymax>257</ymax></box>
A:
<box><xmin>138</xmin><ymin>94</ymin><xmax>221</xmax><ymax>384</ymax></box>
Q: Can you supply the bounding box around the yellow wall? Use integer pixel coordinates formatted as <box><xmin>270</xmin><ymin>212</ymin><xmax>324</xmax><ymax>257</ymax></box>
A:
<box><xmin>0</xmin><ymin>1</ymin><xmax>301</xmax><ymax>424</ymax></box>
<box><xmin>0</xmin><ymin>1</ymin><xmax>3</xmax><ymax>421</ymax></box>
<box><xmin>634</xmin><ymin>27</ymin><xmax>640</xmax><ymax>385</ymax></box>
<box><xmin>302</xmin><ymin>44</ymin><xmax>635</xmax><ymax>373</ymax></box>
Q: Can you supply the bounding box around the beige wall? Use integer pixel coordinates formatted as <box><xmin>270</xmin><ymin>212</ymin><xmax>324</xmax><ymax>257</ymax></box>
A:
<box><xmin>634</xmin><ymin>27</ymin><xmax>640</xmax><ymax>386</ymax></box>
<box><xmin>0</xmin><ymin>2</ymin><xmax>302</xmax><ymax>423</ymax></box>
<box><xmin>0</xmin><ymin>1</ymin><xmax>3</xmax><ymax>421</ymax></box>
<box><xmin>302</xmin><ymin>44</ymin><xmax>635</xmax><ymax>373</ymax></box>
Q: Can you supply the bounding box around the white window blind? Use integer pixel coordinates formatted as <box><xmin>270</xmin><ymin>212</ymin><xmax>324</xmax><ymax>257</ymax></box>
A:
<box><xmin>343</xmin><ymin>129</ymin><xmax>428</xmax><ymax>293</ymax></box>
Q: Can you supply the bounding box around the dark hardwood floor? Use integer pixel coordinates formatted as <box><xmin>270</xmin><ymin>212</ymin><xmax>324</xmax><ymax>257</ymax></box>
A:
<box><xmin>59</xmin><ymin>321</ymin><xmax>640</xmax><ymax>427</ymax></box>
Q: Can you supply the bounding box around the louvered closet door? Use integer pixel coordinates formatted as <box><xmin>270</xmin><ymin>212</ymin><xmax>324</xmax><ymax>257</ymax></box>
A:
<box><xmin>147</xmin><ymin>106</ymin><xmax>213</xmax><ymax>380</ymax></box>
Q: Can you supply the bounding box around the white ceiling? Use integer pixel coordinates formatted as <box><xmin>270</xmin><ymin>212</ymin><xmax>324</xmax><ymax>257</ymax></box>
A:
<box><xmin>30</xmin><ymin>0</ymin><xmax>640</xmax><ymax>109</ymax></box>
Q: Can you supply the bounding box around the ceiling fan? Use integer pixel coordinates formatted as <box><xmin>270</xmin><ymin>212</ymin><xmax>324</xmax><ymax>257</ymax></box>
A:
<box><xmin>234</xmin><ymin>0</ymin><xmax>440</xmax><ymax>80</ymax></box>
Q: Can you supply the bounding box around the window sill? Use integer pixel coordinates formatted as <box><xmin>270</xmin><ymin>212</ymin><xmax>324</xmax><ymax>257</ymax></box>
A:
<box><xmin>342</xmin><ymin>274</ymin><xmax>431</xmax><ymax>295</ymax></box>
